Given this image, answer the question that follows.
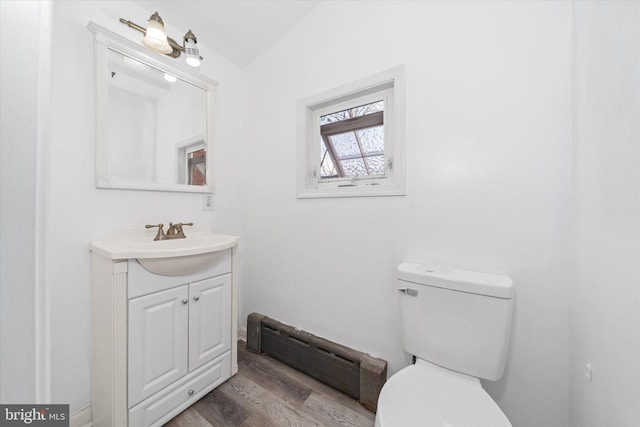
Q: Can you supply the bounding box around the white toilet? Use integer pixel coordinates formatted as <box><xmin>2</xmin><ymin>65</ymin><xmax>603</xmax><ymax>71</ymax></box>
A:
<box><xmin>375</xmin><ymin>263</ymin><xmax>514</xmax><ymax>427</ymax></box>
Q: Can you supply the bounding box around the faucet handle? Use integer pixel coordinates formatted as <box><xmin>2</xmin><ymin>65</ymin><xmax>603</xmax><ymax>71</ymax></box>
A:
<box><xmin>174</xmin><ymin>222</ymin><xmax>193</xmax><ymax>233</ymax></box>
<box><xmin>170</xmin><ymin>222</ymin><xmax>193</xmax><ymax>238</ymax></box>
<box><xmin>145</xmin><ymin>224</ymin><xmax>165</xmax><ymax>241</ymax></box>
<box><xmin>179</xmin><ymin>222</ymin><xmax>193</xmax><ymax>231</ymax></box>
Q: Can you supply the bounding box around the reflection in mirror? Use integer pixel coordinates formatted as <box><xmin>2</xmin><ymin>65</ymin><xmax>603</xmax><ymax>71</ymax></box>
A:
<box><xmin>89</xmin><ymin>21</ymin><xmax>217</xmax><ymax>193</ymax></box>
<box><xmin>107</xmin><ymin>49</ymin><xmax>206</xmax><ymax>186</ymax></box>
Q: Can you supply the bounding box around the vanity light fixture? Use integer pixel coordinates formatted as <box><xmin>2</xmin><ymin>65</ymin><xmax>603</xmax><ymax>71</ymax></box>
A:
<box><xmin>119</xmin><ymin>12</ymin><xmax>203</xmax><ymax>68</ymax></box>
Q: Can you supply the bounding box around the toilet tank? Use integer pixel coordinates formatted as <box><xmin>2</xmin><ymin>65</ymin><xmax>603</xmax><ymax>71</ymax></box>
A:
<box><xmin>397</xmin><ymin>263</ymin><xmax>514</xmax><ymax>381</ymax></box>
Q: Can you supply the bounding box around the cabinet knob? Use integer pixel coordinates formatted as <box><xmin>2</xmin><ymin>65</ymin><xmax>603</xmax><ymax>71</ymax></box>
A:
<box><xmin>188</xmin><ymin>389</ymin><xmax>194</xmax><ymax>396</ymax></box>
<box><xmin>182</xmin><ymin>299</ymin><xmax>188</xmax><ymax>304</ymax></box>
<box><xmin>193</xmin><ymin>296</ymin><xmax>200</xmax><ymax>301</ymax></box>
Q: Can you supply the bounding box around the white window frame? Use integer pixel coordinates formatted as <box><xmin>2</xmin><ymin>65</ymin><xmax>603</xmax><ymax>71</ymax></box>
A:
<box><xmin>297</xmin><ymin>65</ymin><xmax>406</xmax><ymax>198</ymax></box>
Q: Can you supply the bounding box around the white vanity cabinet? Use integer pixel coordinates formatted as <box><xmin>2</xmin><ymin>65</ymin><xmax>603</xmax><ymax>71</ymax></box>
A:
<box><xmin>90</xmin><ymin>230</ymin><xmax>238</xmax><ymax>427</ymax></box>
<box><xmin>128</xmin><ymin>274</ymin><xmax>231</xmax><ymax>407</ymax></box>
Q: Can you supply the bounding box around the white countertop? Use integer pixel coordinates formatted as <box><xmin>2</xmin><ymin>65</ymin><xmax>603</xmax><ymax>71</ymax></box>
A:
<box><xmin>91</xmin><ymin>226</ymin><xmax>239</xmax><ymax>259</ymax></box>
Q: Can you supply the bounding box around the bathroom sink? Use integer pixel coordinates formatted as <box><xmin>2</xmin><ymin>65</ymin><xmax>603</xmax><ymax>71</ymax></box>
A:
<box><xmin>91</xmin><ymin>226</ymin><xmax>239</xmax><ymax>261</ymax></box>
<box><xmin>136</xmin><ymin>252</ymin><xmax>227</xmax><ymax>276</ymax></box>
<box><xmin>123</xmin><ymin>234</ymin><xmax>238</xmax><ymax>258</ymax></box>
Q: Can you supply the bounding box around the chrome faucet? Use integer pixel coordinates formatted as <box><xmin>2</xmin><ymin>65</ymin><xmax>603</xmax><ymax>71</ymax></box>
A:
<box><xmin>145</xmin><ymin>222</ymin><xmax>193</xmax><ymax>241</ymax></box>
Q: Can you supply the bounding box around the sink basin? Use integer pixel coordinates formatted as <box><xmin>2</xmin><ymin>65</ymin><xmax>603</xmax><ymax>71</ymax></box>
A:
<box><xmin>122</xmin><ymin>234</ymin><xmax>238</xmax><ymax>258</ymax></box>
<box><xmin>136</xmin><ymin>252</ymin><xmax>226</xmax><ymax>276</ymax></box>
<box><xmin>91</xmin><ymin>227</ymin><xmax>239</xmax><ymax>275</ymax></box>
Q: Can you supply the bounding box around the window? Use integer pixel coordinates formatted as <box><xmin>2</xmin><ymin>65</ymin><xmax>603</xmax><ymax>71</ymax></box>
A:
<box><xmin>298</xmin><ymin>66</ymin><xmax>406</xmax><ymax>198</ymax></box>
<box><xmin>320</xmin><ymin>100</ymin><xmax>385</xmax><ymax>180</ymax></box>
<box><xmin>187</xmin><ymin>148</ymin><xmax>206</xmax><ymax>185</ymax></box>
<box><xmin>176</xmin><ymin>139</ymin><xmax>206</xmax><ymax>186</ymax></box>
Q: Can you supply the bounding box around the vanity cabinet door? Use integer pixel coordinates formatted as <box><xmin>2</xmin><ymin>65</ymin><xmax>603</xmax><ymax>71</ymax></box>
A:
<box><xmin>128</xmin><ymin>285</ymin><xmax>189</xmax><ymax>407</ymax></box>
<box><xmin>188</xmin><ymin>274</ymin><xmax>231</xmax><ymax>371</ymax></box>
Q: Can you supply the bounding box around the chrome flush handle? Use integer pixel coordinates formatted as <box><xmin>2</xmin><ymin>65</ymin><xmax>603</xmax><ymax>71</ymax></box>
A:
<box><xmin>398</xmin><ymin>288</ymin><xmax>418</xmax><ymax>297</ymax></box>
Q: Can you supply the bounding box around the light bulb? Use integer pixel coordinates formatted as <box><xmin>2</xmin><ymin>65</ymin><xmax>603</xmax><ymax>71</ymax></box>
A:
<box><xmin>184</xmin><ymin>31</ymin><xmax>201</xmax><ymax>67</ymax></box>
<box><xmin>186</xmin><ymin>55</ymin><xmax>201</xmax><ymax>68</ymax></box>
<box><xmin>142</xmin><ymin>12</ymin><xmax>173</xmax><ymax>54</ymax></box>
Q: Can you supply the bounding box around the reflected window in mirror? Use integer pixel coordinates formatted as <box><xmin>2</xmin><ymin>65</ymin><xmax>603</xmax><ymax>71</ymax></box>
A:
<box><xmin>176</xmin><ymin>139</ymin><xmax>206</xmax><ymax>185</ymax></box>
<box><xmin>188</xmin><ymin>148</ymin><xmax>206</xmax><ymax>185</ymax></box>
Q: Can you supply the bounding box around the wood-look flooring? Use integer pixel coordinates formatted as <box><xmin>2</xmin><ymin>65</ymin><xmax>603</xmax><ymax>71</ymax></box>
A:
<box><xmin>165</xmin><ymin>341</ymin><xmax>376</xmax><ymax>427</ymax></box>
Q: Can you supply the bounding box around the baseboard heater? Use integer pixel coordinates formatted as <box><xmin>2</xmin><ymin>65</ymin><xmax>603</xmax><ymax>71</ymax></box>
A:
<box><xmin>246</xmin><ymin>313</ymin><xmax>387</xmax><ymax>412</ymax></box>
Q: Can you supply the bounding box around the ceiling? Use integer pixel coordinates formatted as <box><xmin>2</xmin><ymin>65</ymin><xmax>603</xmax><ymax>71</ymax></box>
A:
<box><xmin>132</xmin><ymin>0</ymin><xmax>319</xmax><ymax>67</ymax></box>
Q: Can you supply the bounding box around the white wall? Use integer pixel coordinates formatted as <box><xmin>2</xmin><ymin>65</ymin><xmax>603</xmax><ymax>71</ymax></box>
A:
<box><xmin>570</xmin><ymin>2</ymin><xmax>640</xmax><ymax>426</ymax></box>
<box><xmin>241</xmin><ymin>2</ymin><xmax>572</xmax><ymax>426</ymax></box>
<box><xmin>0</xmin><ymin>0</ymin><xmax>51</xmax><ymax>403</ymax></box>
<box><xmin>39</xmin><ymin>0</ymin><xmax>248</xmax><ymax>412</ymax></box>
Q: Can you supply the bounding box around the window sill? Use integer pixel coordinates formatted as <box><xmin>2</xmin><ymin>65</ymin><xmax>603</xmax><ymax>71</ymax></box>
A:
<box><xmin>297</xmin><ymin>182</ymin><xmax>406</xmax><ymax>199</ymax></box>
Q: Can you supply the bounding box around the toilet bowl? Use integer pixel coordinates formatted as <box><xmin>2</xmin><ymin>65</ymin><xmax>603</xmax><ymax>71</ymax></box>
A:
<box><xmin>375</xmin><ymin>263</ymin><xmax>514</xmax><ymax>427</ymax></box>
<box><xmin>375</xmin><ymin>360</ymin><xmax>511</xmax><ymax>427</ymax></box>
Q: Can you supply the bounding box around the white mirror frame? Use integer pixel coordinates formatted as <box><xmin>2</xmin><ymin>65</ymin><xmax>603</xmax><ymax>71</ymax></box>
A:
<box><xmin>88</xmin><ymin>21</ymin><xmax>217</xmax><ymax>193</ymax></box>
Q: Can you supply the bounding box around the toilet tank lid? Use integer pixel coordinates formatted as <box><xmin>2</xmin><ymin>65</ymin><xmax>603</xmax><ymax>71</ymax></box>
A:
<box><xmin>397</xmin><ymin>263</ymin><xmax>513</xmax><ymax>299</ymax></box>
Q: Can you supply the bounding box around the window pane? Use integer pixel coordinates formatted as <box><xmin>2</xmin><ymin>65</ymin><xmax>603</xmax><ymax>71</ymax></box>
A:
<box><xmin>356</xmin><ymin>126</ymin><xmax>384</xmax><ymax>154</ymax></box>
<box><xmin>329</xmin><ymin>132</ymin><xmax>359</xmax><ymax>158</ymax></box>
<box><xmin>365</xmin><ymin>155</ymin><xmax>385</xmax><ymax>175</ymax></box>
<box><xmin>341</xmin><ymin>158</ymin><xmax>367</xmax><ymax>177</ymax></box>
<box><xmin>318</xmin><ymin>99</ymin><xmax>385</xmax><ymax>181</ymax></box>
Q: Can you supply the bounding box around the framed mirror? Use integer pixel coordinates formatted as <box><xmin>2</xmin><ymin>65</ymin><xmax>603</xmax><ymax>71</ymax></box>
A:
<box><xmin>88</xmin><ymin>22</ymin><xmax>217</xmax><ymax>193</ymax></box>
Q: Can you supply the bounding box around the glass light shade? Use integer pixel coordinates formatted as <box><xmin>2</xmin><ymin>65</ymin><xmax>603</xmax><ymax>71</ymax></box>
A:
<box><xmin>142</xmin><ymin>19</ymin><xmax>172</xmax><ymax>54</ymax></box>
<box><xmin>184</xmin><ymin>37</ymin><xmax>201</xmax><ymax>67</ymax></box>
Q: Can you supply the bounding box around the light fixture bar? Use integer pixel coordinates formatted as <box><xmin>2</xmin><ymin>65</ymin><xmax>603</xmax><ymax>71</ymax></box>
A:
<box><xmin>119</xmin><ymin>18</ymin><xmax>145</xmax><ymax>34</ymax></box>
